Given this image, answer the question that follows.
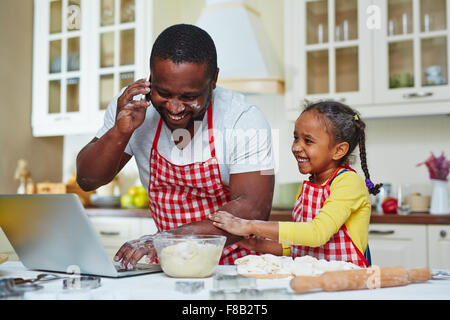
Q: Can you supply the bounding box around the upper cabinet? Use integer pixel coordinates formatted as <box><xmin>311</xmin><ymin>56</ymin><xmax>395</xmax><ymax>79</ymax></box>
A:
<box><xmin>374</xmin><ymin>0</ymin><xmax>450</xmax><ymax>103</ymax></box>
<box><xmin>285</xmin><ymin>0</ymin><xmax>373</xmax><ymax>111</ymax></box>
<box><xmin>32</xmin><ymin>0</ymin><xmax>152</xmax><ymax>137</ymax></box>
<box><xmin>285</xmin><ymin>0</ymin><xmax>450</xmax><ymax>119</ymax></box>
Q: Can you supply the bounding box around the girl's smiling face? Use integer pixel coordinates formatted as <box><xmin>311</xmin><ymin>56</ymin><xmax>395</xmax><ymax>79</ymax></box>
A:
<box><xmin>292</xmin><ymin>110</ymin><xmax>348</xmax><ymax>184</ymax></box>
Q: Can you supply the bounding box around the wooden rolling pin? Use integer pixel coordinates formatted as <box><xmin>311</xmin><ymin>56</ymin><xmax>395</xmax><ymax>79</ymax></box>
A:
<box><xmin>290</xmin><ymin>266</ymin><xmax>431</xmax><ymax>293</ymax></box>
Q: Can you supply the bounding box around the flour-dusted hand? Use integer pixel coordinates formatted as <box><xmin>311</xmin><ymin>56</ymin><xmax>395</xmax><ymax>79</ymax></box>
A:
<box><xmin>113</xmin><ymin>234</ymin><xmax>156</xmax><ymax>270</ymax></box>
<box><xmin>115</xmin><ymin>78</ymin><xmax>151</xmax><ymax>135</ymax></box>
<box><xmin>209</xmin><ymin>211</ymin><xmax>253</xmax><ymax>237</ymax></box>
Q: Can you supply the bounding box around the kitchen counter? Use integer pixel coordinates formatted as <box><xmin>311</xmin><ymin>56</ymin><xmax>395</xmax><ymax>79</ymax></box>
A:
<box><xmin>85</xmin><ymin>207</ymin><xmax>450</xmax><ymax>225</ymax></box>
<box><xmin>86</xmin><ymin>207</ymin><xmax>150</xmax><ymax>218</ymax></box>
<box><xmin>270</xmin><ymin>208</ymin><xmax>450</xmax><ymax>224</ymax></box>
<box><xmin>1</xmin><ymin>261</ymin><xmax>449</xmax><ymax>300</ymax></box>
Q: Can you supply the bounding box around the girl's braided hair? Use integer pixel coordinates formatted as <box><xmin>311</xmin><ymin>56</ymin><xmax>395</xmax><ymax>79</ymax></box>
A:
<box><xmin>303</xmin><ymin>100</ymin><xmax>382</xmax><ymax>195</ymax></box>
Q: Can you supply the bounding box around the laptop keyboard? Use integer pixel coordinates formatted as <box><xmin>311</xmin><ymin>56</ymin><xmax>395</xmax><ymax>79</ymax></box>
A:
<box><xmin>114</xmin><ymin>263</ymin><xmax>160</xmax><ymax>272</ymax></box>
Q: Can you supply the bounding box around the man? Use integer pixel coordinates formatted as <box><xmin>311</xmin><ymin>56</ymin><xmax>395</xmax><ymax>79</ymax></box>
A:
<box><xmin>76</xmin><ymin>24</ymin><xmax>274</xmax><ymax>269</ymax></box>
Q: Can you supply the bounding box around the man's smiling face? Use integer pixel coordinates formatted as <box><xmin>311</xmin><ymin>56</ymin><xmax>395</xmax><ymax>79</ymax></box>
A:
<box><xmin>148</xmin><ymin>58</ymin><xmax>217</xmax><ymax>134</ymax></box>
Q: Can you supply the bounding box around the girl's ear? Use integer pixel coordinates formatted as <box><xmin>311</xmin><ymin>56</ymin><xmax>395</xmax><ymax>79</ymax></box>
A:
<box><xmin>332</xmin><ymin>142</ymin><xmax>349</xmax><ymax>161</ymax></box>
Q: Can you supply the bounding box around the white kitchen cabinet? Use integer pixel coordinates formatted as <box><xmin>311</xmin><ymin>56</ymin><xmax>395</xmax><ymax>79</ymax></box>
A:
<box><xmin>427</xmin><ymin>224</ymin><xmax>450</xmax><ymax>269</ymax></box>
<box><xmin>284</xmin><ymin>0</ymin><xmax>450</xmax><ymax>119</ymax></box>
<box><xmin>284</xmin><ymin>0</ymin><xmax>373</xmax><ymax>117</ymax></box>
<box><xmin>32</xmin><ymin>0</ymin><xmax>152</xmax><ymax>137</ymax></box>
<box><xmin>88</xmin><ymin>216</ymin><xmax>157</xmax><ymax>258</ymax></box>
<box><xmin>373</xmin><ymin>0</ymin><xmax>450</xmax><ymax>105</ymax></box>
<box><xmin>368</xmin><ymin>223</ymin><xmax>428</xmax><ymax>268</ymax></box>
<box><xmin>0</xmin><ymin>228</ymin><xmax>19</xmax><ymax>261</ymax></box>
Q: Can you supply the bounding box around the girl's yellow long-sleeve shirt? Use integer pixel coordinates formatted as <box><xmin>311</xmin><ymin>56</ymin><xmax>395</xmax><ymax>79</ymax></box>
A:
<box><xmin>278</xmin><ymin>170</ymin><xmax>371</xmax><ymax>256</ymax></box>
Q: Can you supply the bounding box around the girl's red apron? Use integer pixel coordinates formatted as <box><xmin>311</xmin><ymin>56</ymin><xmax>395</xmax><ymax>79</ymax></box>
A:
<box><xmin>291</xmin><ymin>166</ymin><xmax>369</xmax><ymax>268</ymax></box>
<box><xmin>148</xmin><ymin>102</ymin><xmax>258</xmax><ymax>264</ymax></box>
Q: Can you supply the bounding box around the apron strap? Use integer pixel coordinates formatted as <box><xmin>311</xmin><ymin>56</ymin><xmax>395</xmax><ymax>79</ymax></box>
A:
<box><xmin>206</xmin><ymin>101</ymin><xmax>215</xmax><ymax>158</ymax></box>
<box><xmin>152</xmin><ymin>117</ymin><xmax>163</xmax><ymax>150</ymax></box>
<box><xmin>342</xmin><ymin>163</ymin><xmax>356</xmax><ymax>173</ymax></box>
<box><xmin>327</xmin><ymin>164</ymin><xmax>357</xmax><ymax>186</ymax></box>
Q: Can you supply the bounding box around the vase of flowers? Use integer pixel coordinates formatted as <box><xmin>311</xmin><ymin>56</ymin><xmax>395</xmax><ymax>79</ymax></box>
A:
<box><xmin>417</xmin><ymin>152</ymin><xmax>450</xmax><ymax>215</ymax></box>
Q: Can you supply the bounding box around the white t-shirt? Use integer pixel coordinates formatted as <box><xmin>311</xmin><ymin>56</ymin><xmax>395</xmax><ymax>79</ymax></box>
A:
<box><xmin>96</xmin><ymin>86</ymin><xmax>274</xmax><ymax>189</ymax></box>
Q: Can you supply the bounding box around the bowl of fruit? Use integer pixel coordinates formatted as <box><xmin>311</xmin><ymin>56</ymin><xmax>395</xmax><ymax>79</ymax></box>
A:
<box><xmin>120</xmin><ymin>185</ymin><xmax>149</xmax><ymax>208</ymax></box>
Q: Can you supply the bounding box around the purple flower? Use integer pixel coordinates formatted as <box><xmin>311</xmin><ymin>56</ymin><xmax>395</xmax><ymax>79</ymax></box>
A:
<box><xmin>417</xmin><ymin>152</ymin><xmax>450</xmax><ymax>181</ymax></box>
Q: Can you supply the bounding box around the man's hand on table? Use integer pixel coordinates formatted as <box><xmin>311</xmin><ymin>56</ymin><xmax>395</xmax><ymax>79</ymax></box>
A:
<box><xmin>114</xmin><ymin>234</ymin><xmax>156</xmax><ymax>270</ymax></box>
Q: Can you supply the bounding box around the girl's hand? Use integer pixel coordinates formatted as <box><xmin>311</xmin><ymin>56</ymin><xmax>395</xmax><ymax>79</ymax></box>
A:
<box><xmin>209</xmin><ymin>211</ymin><xmax>253</xmax><ymax>237</ymax></box>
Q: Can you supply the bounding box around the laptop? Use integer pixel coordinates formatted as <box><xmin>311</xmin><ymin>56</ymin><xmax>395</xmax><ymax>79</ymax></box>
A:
<box><xmin>0</xmin><ymin>194</ymin><xmax>162</xmax><ymax>278</ymax></box>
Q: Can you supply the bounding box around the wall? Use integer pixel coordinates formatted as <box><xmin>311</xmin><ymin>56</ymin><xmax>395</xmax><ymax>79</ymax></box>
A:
<box><xmin>0</xmin><ymin>0</ymin><xmax>63</xmax><ymax>194</ymax></box>
<box><xmin>364</xmin><ymin>116</ymin><xmax>450</xmax><ymax>196</ymax></box>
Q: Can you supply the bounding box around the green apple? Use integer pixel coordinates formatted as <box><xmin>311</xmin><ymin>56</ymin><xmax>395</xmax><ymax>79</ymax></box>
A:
<box><xmin>133</xmin><ymin>193</ymin><xmax>149</xmax><ymax>208</ymax></box>
<box><xmin>137</xmin><ymin>186</ymin><xmax>147</xmax><ymax>196</ymax></box>
<box><xmin>128</xmin><ymin>186</ymin><xmax>140</xmax><ymax>197</ymax></box>
<box><xmin>120</xmin><ymin>194</ymin><xmax>134</xmax><ymax>208</ymax></box>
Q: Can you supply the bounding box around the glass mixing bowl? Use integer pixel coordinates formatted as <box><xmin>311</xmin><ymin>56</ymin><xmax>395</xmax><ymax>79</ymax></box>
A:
<box><xmin>153</xmin><ymin>234</ymin><xmax>226</xmax><ymax>278</ymax></box>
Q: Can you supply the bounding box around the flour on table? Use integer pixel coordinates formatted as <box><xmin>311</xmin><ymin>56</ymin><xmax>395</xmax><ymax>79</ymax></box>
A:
<box><xmin>235</xmin><ymin>254</ymin><xmax>293</xmax><ymax>275</ymax></box>
<box><xmin>235</xmin><ymin>254</ymin><xmax>360</xmax><ymax>277</ymax></box>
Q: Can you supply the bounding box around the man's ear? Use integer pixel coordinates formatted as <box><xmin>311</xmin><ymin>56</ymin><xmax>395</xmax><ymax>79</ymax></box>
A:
<box><xmin>332</xmin><ymin>141</ymin><xmax>349</xmax><ymax>161</ymax></box>
<box><xmin>212</xmin><ymin>68</ymin><xmax>219</xmax><ymax>89</ymax></box>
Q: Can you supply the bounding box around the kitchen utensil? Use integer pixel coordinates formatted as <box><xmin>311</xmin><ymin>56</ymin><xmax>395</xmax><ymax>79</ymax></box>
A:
<box><xmin>431</xmin><ymin>269</ymin><xmax>450</xmax><ymax>280</ymax></box>
<box><xmin>13</xmin><ymin>273</ymin><xmax>68</xmax><ymax>285</ymax></box>
<box><xmin>0</xmin><ymin>277</ymin><xmax>44</xmax><ymax>298</ymax></box>
<box><xmin>397</xmin><ymin>184</ymin><xmax>411</xmax><ymax>215</ymax></box>
<box><xmin>153</xmin><ymin>233</ymin><xmax>226</xmax><ymax>278</ymax></box>
<box><xmin>210</xmin><ymin>288</ymin><xmax>292</xmax><ymax>300</ymax></box>
<box><xmin>90</xmin><ymin>194</ymin><xmax>121</xmax><ymax>208</ymax></box>
<box><xmin>0</xmin><ymin>253</ymin><xmax>8</xmax><ymax>264</ymax></box>
<box><xmin>213</xmin><ymin>273</ymin><xmax>257</xmax><ymax>290</ymax></box>
<box><xmin>175</xmin><ymin>281</ymin><xmax>205</xmax><ymax>294</ymax></box>
<box><xmin>290</xmin><ymin>266</ymin><xmax>431</xmax><ymax>293</ymax></box>
<box><xmin>63</xmin><ymin>276</ymin><xmax>101</xmax><ymax>290</ymax></box>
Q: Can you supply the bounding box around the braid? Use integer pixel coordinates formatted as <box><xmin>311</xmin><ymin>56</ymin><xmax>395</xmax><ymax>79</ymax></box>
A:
<box><xmin>357</xmin><ymin>122</ymin><xmax>382</xmax><ymax>195</ymax></box>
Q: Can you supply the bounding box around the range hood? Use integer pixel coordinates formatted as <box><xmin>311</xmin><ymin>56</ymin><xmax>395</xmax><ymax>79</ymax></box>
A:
<box><xmin>196</xmin><ymin>0</ymin><xmax>284</xmax><ymax>94</ymax></box>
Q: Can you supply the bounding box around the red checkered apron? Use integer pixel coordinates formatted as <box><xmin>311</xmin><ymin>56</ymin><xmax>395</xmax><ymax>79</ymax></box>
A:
<box><xmin>148</xmin><ymin>102</ymin><xmax>258</xmax><ymax>264</ymax></box>
<box><xmin>290</xmin><ymin>166</ymin><xmax>369</xmax><ymax>267</ymax></box>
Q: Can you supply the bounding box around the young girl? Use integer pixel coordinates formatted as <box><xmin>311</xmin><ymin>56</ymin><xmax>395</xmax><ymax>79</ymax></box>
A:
<box><xmin>209</xmin><ymin>101</ymin><xmax>381</xmax><ymax>268</ymax></box>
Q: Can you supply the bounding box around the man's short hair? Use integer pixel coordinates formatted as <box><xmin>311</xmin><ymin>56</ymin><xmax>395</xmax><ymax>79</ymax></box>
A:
<box><xmin>150</xmin><ymin>24</ymin><xmax>218</xmax><ymax>80</ymax></box>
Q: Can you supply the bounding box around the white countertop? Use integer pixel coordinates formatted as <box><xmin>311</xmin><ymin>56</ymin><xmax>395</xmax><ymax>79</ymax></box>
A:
<box><xmin>1</xmin><ymin>261</ymin><xmax>449</xmax><ymax>300</ymax></box>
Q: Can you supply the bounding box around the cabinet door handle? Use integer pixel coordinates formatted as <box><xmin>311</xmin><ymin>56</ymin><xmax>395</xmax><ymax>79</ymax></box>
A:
<box><xmin>369</xmin><ymin>230</ymin><xmax>395</xmax><ymax>235</ymax></box>
<box><xmin>440</xmin><ymin>230</ymin><xmax>447</xmax><ymax>238</ymax></box>
<box><xmin>100</xmin><ymin>231</ymin><xmax>120</xmax><ymax>236</ymax></box>
<box><xmin>403</xmin><ymin>91</ymin><xmax>433</xmax><ymax>99</ymax></box>
<box><xmin>325</xmin><ymin>97</ymin><xmax>346</xmax><ymax>103</ymax></box>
